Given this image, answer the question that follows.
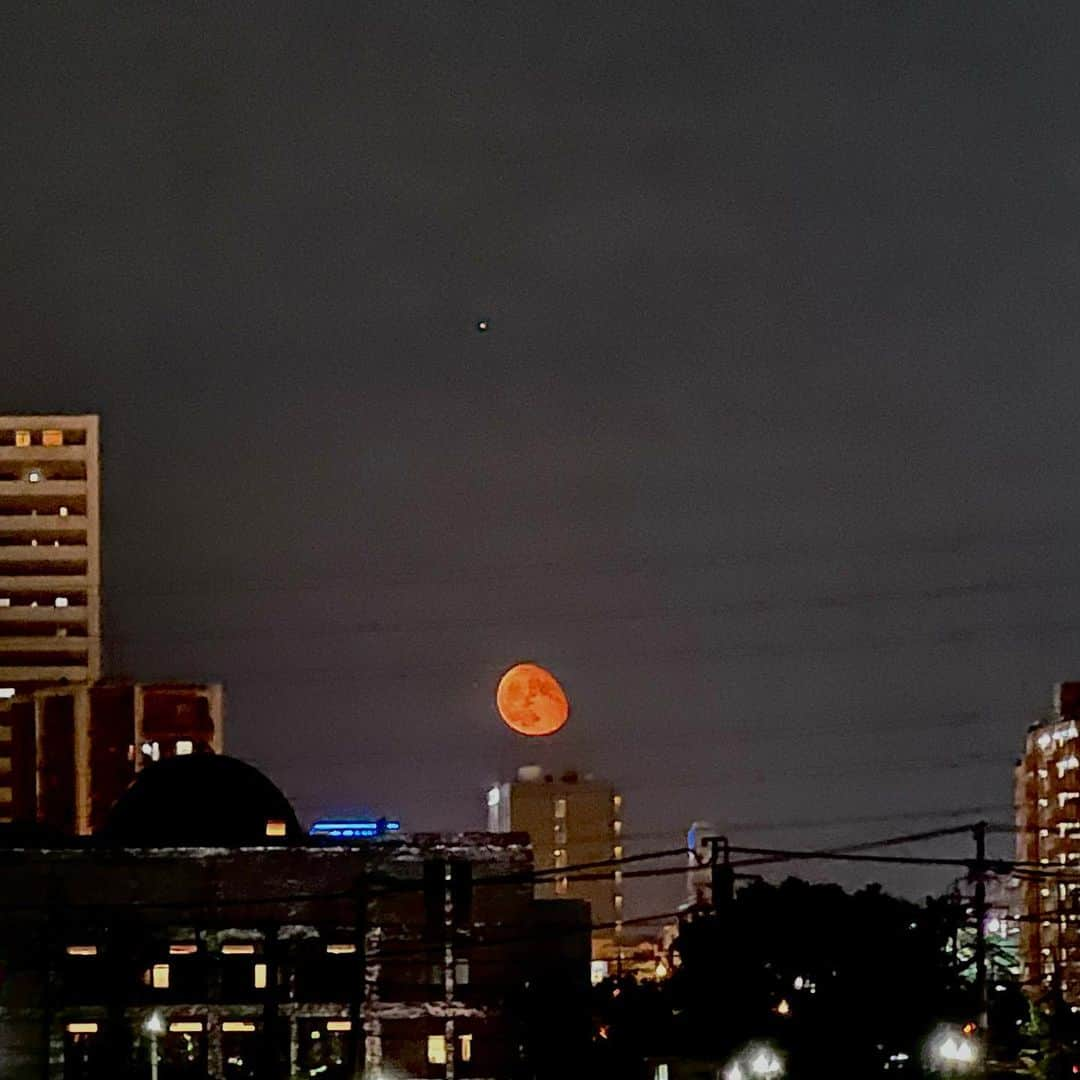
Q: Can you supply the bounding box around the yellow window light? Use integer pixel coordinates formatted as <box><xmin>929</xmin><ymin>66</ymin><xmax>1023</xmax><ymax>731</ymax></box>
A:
<box><xmin>326</xmin><ymin>1020</ymin><xmax>352</xmax><ymax>1032</ymax></box>
<box><xmin>151</xmin><ymin>964</ymin><xmax>170</xmax><ymax>989</ymax></box>
<box><xmin>14</xmin><ymin>430</ymin><xmax>30</xmax><ymax>448</ymax></box>
<box><xmin>42</xmin><ymin>429</ymin><xmax>63</xmax><ymax>447</ymax></box>
<box><xmin>169</xmin><ymin>944</ymin><xmax>198</xmax><ymax>956</ymax></box>
<box><xmin>325</xmin><ymin>944</ymin><xmax>356</xmax><ymax>954</ymax></box>
<box><xmin>222</xmin><ymin>1021</ymin><xmax>256</xmax><ymax>1033</ymax></box>
<box><xmin>253</xmin><ymin>963</ymin><xmax>268</xmax><ymax>989</ymax></box>
<box><xmin>427</xmin><ymin>1035</ymin><xmax>447</xmax><ymax>1064</ymax></box>
<box><xmin>169</xmin><ymin>1022</ymin><xmax>203</xmax><ymax>1033</ymax></box>
<box><xmin>66</xmin><ymin>945</ymin><xmax>98</xmax><ymax>957</ymax></box>
<box><xmin>66</xmin><ymin>1022</ymin><xmax>99</xmax><ymax>1034</ymax></box>
<box><xmin>222</xmin><ymin>944</ymin><xmax>255</xmax><ymax>955</ymax></box>
<box><xmin>265</xmin><ymin>819</ymin><xmax>286</xmax><ymax>837</ymax></box>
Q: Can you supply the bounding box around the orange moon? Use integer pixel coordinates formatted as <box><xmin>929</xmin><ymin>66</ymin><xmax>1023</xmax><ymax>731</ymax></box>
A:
<box><xmin>496</xmin><ymin>663</ymin><xmax>569</xmax><ymax>737</ymax></box>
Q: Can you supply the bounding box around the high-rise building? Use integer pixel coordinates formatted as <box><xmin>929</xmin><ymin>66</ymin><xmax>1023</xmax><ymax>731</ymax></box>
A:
<box><xmin>0</xmin><ymin>416</ymin><xmax>101</xmax><ymax>696</ymax></box>
<box><xmin>488</xmin><ymin>765</ymin><xmax>623</xmax><ymax>958</ymax></box>
<box><xmin>17</xmin><ymin>680</ymin><xmax>224</xmax><ymax>834</ymax></box>
<box><xmin>1015</xmin><ymin>682</ymin><xmax>1080</xmax><ymax>1003</ymax></box>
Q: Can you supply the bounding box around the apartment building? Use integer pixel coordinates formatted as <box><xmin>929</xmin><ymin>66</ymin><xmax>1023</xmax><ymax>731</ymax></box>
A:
<box><xmin>0</xmin><ymin>416</ymin><xmax>101</xmax><ymax>695</ymax></box>
<box><xmin>1015</xmin><ymin>681</ymin><xmax>1080</xmax><ymax>1003</ymax></box>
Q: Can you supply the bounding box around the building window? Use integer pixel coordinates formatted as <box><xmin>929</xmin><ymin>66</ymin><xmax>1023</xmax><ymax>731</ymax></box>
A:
<box><xmin>66</xmin><ymin>1022</ymin><xmax>99</xmax><ymax>1034</ymax></box>
<box><xmin>554</xmin><ymin>849</ymin><xmax>567</xmax><ymax>868</ymax></box>
<box><xmin>42</xmin><ymin>429</ymin><xmax>63</xmax><ymax>447</ymax></box>
<box><xmin>59</xmin><ymin>505</ymin><xmax>69</xmax><ymax>517</ymax></box>
<box><xmin>455</xmin><ymin>959</ymin><xmax>470</xmax><ymax>986</ymax></box>
<box><xmin>556</xmin><ymin>876</ymin><xmax>568</xmax><ymax>895</ymax></box>
<box><xmin>66</xmin><ymin>945</ymin><xmax>98</xmax><ymax>957</ymax></box>
<box><xmin>265</xmin><ymin>819</ymin><xmax>286</xmax><ymax>837</ymax></box>
<box><xmin>460</xmin><ymin>1033</ymin><xmax>473</xmax><ymax>1062</ymax></box>
<box><xmin>175</xmin><ymin>740</ymin><xmax>193</xmax><ymax>756</ymax></box>
<box><xmin>613</xmin><ymin>794</ymin><xmax>623</xmax><ymax>811</ymax></box>
<box><xmin>169</xmin><ymin>1021</ymin><xmax>203</xmax><ymax>1033</ymax></box>
<box><xmin>0</xmin><ymin>725</ymin><xmax>11</xmax><ymax>739</ymax></box>
<box><xmin>655</xmin><ymin>1066</ymin><xmax>670</xmax><ymax>1080</ymax></box>
<box><xmin>169</xmin><ymin>944</ymin><xmax>197</xmax><ymax>955</ymax></box>
<box><xmin>54</xmin><ymin>597</ymin><xmax>69</xmax><ymax>608</ymax></box>
<box><xmin>253</xmin><ymin>963</ymin><xmax>268</xmax><ymax>989</ymax></box>
<box><xmin>14</xmin><ymin>430</ymin><xmax>31</xmax><ymax>447</ymax></box>
<box><xmin>27</xmin><ymin>470</ymin><xmax>42</xmax><ymax>483</ymax></box>
<box><xmin>427</xmin><ymin>1035</ymin><xmax>447</xmax><ymax>1064</ymax></box>
<box><xmin>151</xmin><ymin>964</ymin><xmax>170</xmax><ymax>989</ymax></box>
<box><xmin>614</xmin><ymin>819</ymin><xmax>623</xmax><ymax>836</ymax></box>
<box><xmin>613</xmin><ymin>846</ymin><xmax>624</xmax><ymax>860</ymax></box>
<box><xmin>554</xmin><ymin>797</ymin><xmax>567</xmax><ymax>818</ymax></box>
<box><xmin>326</xmin><ymin>943</ymin><xmax>356</xmax><ymax>955</ymax></box>
<box><xmin>0</xmin><ymin>599</ymin><xmax>10</xmax><ymax>608</ymax></box>
<box><xmin>222</xmin><ymin>944</ymin><xmax>255</xmax><ymax>955</ymax></box>
<box><xmin>326</xmin><ymin>1020</ymin><xmax>352</xmax><ymax>1032</ymax></box>
<box><xmin>222</xmin><ymin>1021</ymin><xmax>256</xmax><ymax>1033</ymax></box>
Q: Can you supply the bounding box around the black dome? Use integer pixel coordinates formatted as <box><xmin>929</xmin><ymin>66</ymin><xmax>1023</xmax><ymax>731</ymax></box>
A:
<box><xmin>102</xmin><ymin>754</ymin><xmax>302</xmax><ymax>846</ymax></box>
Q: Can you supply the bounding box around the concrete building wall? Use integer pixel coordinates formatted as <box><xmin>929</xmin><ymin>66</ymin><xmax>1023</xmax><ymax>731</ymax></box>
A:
<box><xmin>489</xmin><ymin>766</ymin><xmax>623</xmax><ymax>958</ymax></box>
<box><xmin>0</xmin><ymin>836</ymin><xmax>590</xmax><ymax>1080</ymax></box>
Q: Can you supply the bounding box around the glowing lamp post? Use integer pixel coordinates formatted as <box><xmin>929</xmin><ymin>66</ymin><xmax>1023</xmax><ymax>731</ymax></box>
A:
<box><xmin>145</xmin><ymin>1011</ymin><xmax>165</xmax><ymax>1080</ymax></box>
<box><xmin>725</xmin><ymin>1044</ymin><xmax>784</xmax><ymax>1080</ymax></box>
<box><xmin>928</xmin><ymin>1026</ymin><xmax>980</xmax><ymax>1075</ymax></box>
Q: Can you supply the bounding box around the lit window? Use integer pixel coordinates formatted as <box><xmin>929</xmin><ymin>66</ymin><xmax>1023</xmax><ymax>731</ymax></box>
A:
<box><xmin>1039</xmin><ymin>733</ymin><xmax>1053</xmax><ymax>750</ymax></box>
<box><xmin>66</xmin><ymin>1022</ymin><xmax>98</xmax><ymax>1034</ymax></box>
<box><xmin>554</xmin><ymin>797</ymin><xmax>567</xmax><ymax>818</ymax></box>
<box><xmin>655</xmin><ymin>1066</ymin><xmax>670</xmax><ymax>1080</ymax></box>
<box><xmin>222</xmin><ymin>944</ymin><xmax>255</xmax><ymax>955</ymax></box>
<box><xmin>42</xmin><ymin>429</ymin><xmax>63</xmax><ymax>447</ymax></box>
<box><xmin>152</xmin><ymin>963</ymin><xmax>170</xmax><ymax>989</ymax></box>
<box><xmin>615</xmin><ymin>894</ymin><xmax>623</xmax><ymax>910</ymax></box>
<box><xmin>591</xmin><ymin>960</ymin><xmax>609</xmax><ymax>985</ymax></box>
<box><xmin>14</xmin><ymin>430</ymin><xmax>30</xmax><ymax>448</ymax></box>
<box><xmin>66</xmin><ymin>945</ymin><xmax>98</xmax><ymax>957</ymax></box>
<box><xmin>265</xmin><ymin>819</ymin><xmax>286</xmax><ymax>838</ymax></box>
<box><xmin>175</xmin><ymin>740</ymin><xmax>193</xmax><ymax>756</ymax></box>
<box><xmin>169</xmin><ymin>944</ymin><xmax>197</xmax><ymax>955</ymax></box>
<box><xmin>26</xmin><ymin>470</ymin><xmax>42</xmax><ymax>483</ymax></box>
<box><xmin>556</xmin><ymin>876</ymin><xmax>568</xmax><ymax>895</ymax></box>
<box><xmin>427</xmin><ymin>1035</ymin><xmax>447</xmax><ymax>1064</ymax></box>
<box><xmin>554</xmin><ymin>849</ymin><xmax>567</xmax><ymax>868</ymax></box>
<box><xmin>0</xmin><ymin>725</ymin><xmax>11</xmax><ymax>739</ymax></box>
<box><xmin>253</xmin><ymin>963</ymin><xmax>268</xmax><ymax>989</ymax></box>
<box><xmin>613</xmin><ymin>846</ymin><xmax>624</xmax><ymax>860</ymax></box>
<box><xmin>460</xmin><ymin>1033</ymin><xmax>473</xmax><ymax>1062</ymax></box>
<box><xmin>222</xmin><ymin>1021</ymin><xmax>255</xmax><ymax>1033</ymax></box>
<box><xmin>170</xmin><ymin>1022</ymin><xmax>203</xmax><ymax>1033</ymax></box>
<box><xmin>59</xmin><ymin>506</ymin><xmax>69</xmax><ymax>517</ymax></box>
<box><xmin>54</xmin><ymin>597</ymin><xmax>68</xmax><ymax>608</ymax></box>
<box><xmin>326</xmin><ymin>1020</ymin><xmax>351</xmax><ymax>1032</ymax></box>
<box><xmin>614</xmin><ymin>820</ymin><xmax>623</xmax><ymax>836</ymax></box>
<box><xmin>0</xmin><ymin>788</ymin><xmax>13</xmax><ymax>803</ymax></box>
<box><xmin>613</xmin><ymin>794</ymin><xmax>623</xmax><ymax>811</ymax></box>
<box><xmin>455</xmin><ymin>959</ymin><xmax>470</xmax><ymax>985</ymax></box>
<box><xmin>0</xmin><ymin>688</ymin><xmax>15</xmax><ymax>701</ymax></box>
<box><xmin>0</xmin><ymin>599</ymin><xmax>10</xmax><ymax>608</ymax></box>
<box><xmin>326</xmin><ymin>943</ymin><xmax>356</xmax><ymax>955</ymax></box>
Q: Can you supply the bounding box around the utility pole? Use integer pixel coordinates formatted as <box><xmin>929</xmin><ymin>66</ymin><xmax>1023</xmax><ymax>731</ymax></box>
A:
<box><xmin>708</xmin><ymin>837</ymin><xmax>733</xmax><ymax>913</ymax></box>
<box><xmin>972</xmin><ymin>822</ymin><xmax>989</xmax><ymax>1041</ymax></box>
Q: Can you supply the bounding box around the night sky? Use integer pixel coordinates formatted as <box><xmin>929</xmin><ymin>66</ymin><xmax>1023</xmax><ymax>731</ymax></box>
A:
<box><xmin>5</xmin><ymin>3</ymin><xmax>1080</xmax><ymax>908</ymax></box>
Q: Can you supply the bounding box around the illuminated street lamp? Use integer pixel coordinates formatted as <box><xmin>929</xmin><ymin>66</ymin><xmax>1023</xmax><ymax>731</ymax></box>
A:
<box><xmin>144</xmin><ymin>1011</ymin><xmax>165</xmax><ymax>1080</ymax></box>
<box><xmin>928</xmin><ymin>1025</ymin><xmax>980</xmax><ymax>1075</ymax></box>
<box><xmin>726</xmin><ymin>1043</ymin><xmax>784</xmax><ymax>1080</ymax></box>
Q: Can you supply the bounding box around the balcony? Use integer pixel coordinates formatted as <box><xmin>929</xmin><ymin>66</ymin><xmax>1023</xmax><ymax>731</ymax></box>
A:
<box><xmin>0</xmin><ymin>606</ymin><xmax>89</xmax><ymax>625</ymax></box>
<box><xmin>0</xmin><ymin>636</ymin><xmax>90</xmax><ymax>656</ymax></box>
<box><xmin>0</xmin><ymin>574</ymin><xmax>90</xmax><ymax>591</ymax></box>
<box><xmin>0</xmin><ymin>446</ymin><xmax>90</xmax><ymax>463</ymax></box>
<box><xmin>0</xmin><ymin>546</ymin><xmax>89</xmax><ymax>572</ymax></box>
<box><xmin>0</xmin><ymin>480</ymin><xmax>86</xmax><ymax>497</ymax></box>
<box><xmin>0</xmin><ymin>665</ymin><xmax>88</xmax><ymax>683</ymax></box>
<box><xmin>0</xmin><ymin>516</ymin><xmax>89</xmax><ymax>538</ymax></box>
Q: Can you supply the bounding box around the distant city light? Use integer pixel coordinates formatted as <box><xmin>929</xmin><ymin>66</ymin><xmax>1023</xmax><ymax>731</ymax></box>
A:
<box><xmin>310</xmin><ymin>818</ymin><xmax>401</xmax><ymax>839</ymax></box>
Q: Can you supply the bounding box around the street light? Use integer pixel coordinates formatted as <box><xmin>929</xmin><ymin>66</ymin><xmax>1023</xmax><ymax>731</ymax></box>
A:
<box><xmin>928</xmin><ymin>1025</ymin><xmax>980</xmax><ymax>1075</ymax></box>
<box><xmin>726</xmin><ymin>1043</ymin><xmax>784</xmax><ymax>1080</ymax></box>
<box><xmin>144</xmin><ymin>1011</ymin><xmax>165</xmax><ymax>1080</ymax></box>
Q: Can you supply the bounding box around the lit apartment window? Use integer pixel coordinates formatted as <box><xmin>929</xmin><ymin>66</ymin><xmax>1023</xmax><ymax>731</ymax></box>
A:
<box><xmin>152</xmin><ymin>964</ymin><xmax>170</xmax><ymax>989</ymax></box>
<box><xmin>169</xmin><ymin>1022</ymin><xmax>203</xmax><ymax>1033</ymax></box>
<box><xmin>59</xmin><ymin>506</ymin><xmax>69</xmax><ymax>517</ymax></box>
<box><xmin>613</xmin><ymin>846</ymin><xmax>624</xmax><ymax>860</ymax></box>
<box><xmin>455</xmin><ymin>959</ymin><xmax>470</xmax><ymax>986</ymax></box>
<box><xmin>0</xmin><ymin>688</ymin><xmax>14</xmax><ymax>700</ymax></box>
<box><xmin>26</xmin><ymin>470</ymin><xmax>42</xmax><ymax>483</ymax></box>
<box><xmin>66</xmin><ymin>945</ymin><xmax>98</xmax><ymax>957</ymax></box>
<box><xmin>554</xmin><ymin>797</ymin><xmax>567</xmax><ymax>818</ymax></box>
<box><xmin>222</xmin><ymin>1022</ymin><xmax>255</xmax><ymax>1033</ymax></box>
<box><xmin>54</xmin><ymin>597</ymin><xmax>68</xmax><ymax>608</ymax></box>
<box><xmin>253</xmin><ymin>963</ymin><xmax>268</xmax><ymax>989</ymax></box>
<box><xmin>0</xmin><ymin>599</ymin><xmax>10</xmax><ymax>607</ymax></box>
<box><xmin>14</xmin><ymin>430</ymin><xmax>31</xmax><ymax>448</ymax></box>
<box><xmin>42</xmin><ymin>429</ymin><xmax>63</xmax><ymax>447</ymax></box>
<box><xmin>326</xmin><ymin>1020</ymin><xmax>352</xmax><ymax>1032</ymax></box>
<box><xmin>556</xmin><ymin>876</ymin><xmax>568</xmax><ymax>895</ymax></box>
<box><xmin>326</xmin><ymin>943</ymin><xmax>356</xmax><ymax>955</ymax></box>
<box><xmin>169</xmin><ymin>944</ymin><xmax>198</xmax><ymax>956</ymax></box>
<box><xmin>655</xmin><ymin>1066</ymin><xmax>670</xmax><ymax>1080</ymax></box>
<box><xmin>222</xmin><ymin>944</ymin><xmax>256</xmax><ymax>955</ymax></box>
<box><xmin>427</xmin><ymin>1036</ymin><xmax>447</xmax><ymax>1064</ymax></box>
<box><xmin>66</xmin><ymin>1022</ymin><xmax>99</xmax><ymax>1034</ymax></box>
<box><xmin>614</xmin><ymin>820</ymin><xmax>623</xmax><ymax>836</ymax></box>
<box><xmin>554</xmin><ymin>849</ymin><xmax>567</xmax><ymax>868</ymax></box>
<box><xmin>613</xmin><ymin>794</ymin><xmax>623</xmax><ymax>811</ymax></box>
<box><xmin>175</xmin><ymin>740</ymin><xmax>193</xmax><ymax>756</ymax></box>
<box><xmin>460</xmin><ymin>1034</ymin><xmax>473</xmax><ymax>1062</ymax></box>
<box><xmin>615</xmin><ymin>894</ymin><xmax>624</xmax><ymax>911</ymax></box>
<box><xmin>265</xmin><ymin>819</ymin><xmax>286</xmax><ymax>837</ymax></box>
